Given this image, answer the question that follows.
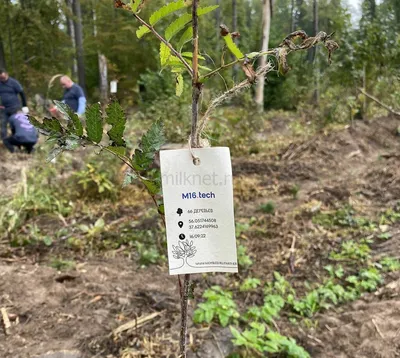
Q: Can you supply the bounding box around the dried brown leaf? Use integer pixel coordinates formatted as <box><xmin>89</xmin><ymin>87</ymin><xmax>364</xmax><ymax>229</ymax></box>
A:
<box><xmin>219</xmin><ymin>24</ymin><xmax>230</xmax><ymax>37</ymax></box>
<box><xmin>241</xmin><ymin>63</ymin><xmax>256</xmax><ymax>83</ymax></box>
<box><xmin>325</xmin><ymin>40</ymin><xmax>339</xmax><ymax>64</ymax></box>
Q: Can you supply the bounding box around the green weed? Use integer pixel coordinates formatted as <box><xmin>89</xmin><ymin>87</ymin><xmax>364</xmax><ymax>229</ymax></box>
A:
<box><xmin>193</xmin><ymin>286</ymin><xmax>240</xmax><ymax>327</ymax></box>
<box><xmin>72</xmin><ymin>163</ymin><xmax>118</xmax><ymax>200</ymax></box>
<box><xmin>240</xmin><ymin>278</ymin><xmax>261</xmax><ymax>292</ymax></box>
<box><xmin>237</xmin><ymin>244</ymin><xmax>253</xmax><ymax>269</ymax></box>
<box><xmin>259</xmin><ymin>201</ymin><xmax>276</xmax><ymax>215</ymax></box>
<box><xmin>330</xmin><ymin>239</ymin><xmax>372</xmax><ymax>261</ymax></box>
<box><xmin>50</xmin><ymin>258</ymin><xmax>76</xmax><ymax>271</ymax></box>
<box><xmin>231</xmin><ymin>323</ymin><xmax>310</xmax><ymax>358</ymax></box>
<box><xmin>378</xmin><ymin>257</ymin><xmax>400</xmax><ymax>272</ymax></box>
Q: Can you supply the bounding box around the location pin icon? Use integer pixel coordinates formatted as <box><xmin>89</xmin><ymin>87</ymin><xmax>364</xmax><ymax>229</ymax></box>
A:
<box><xmin>178</xmin><ymin>221</ymin><xmax>184</xmax><ymax>228</ymax></box>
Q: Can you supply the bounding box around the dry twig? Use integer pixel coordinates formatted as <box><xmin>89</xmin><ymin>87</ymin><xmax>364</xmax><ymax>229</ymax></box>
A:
<box><xmin>113</xmin><ymin>311</ymin><xmax>163</xmax><ymax>336</ymax></box>
<box><xmin>1</xmin><ymin>307</ymin><xmax>11</xmax><ymax>335</ymax></box>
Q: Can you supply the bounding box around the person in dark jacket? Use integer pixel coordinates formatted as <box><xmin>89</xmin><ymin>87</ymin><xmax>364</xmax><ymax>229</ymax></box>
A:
<box><xmin>60</xmin><ymin>75</ymin><xmax>86</xmax><ymax>115</ymax></box>
<box><xmin>0</xmin><ymin>69</ymin><xmax>29</xmax><ymax>139</ymax></box>
<box><xmin>3</xmin><ymin>110</ymin><xmax>38</xmax><ymax>153</ymax></box>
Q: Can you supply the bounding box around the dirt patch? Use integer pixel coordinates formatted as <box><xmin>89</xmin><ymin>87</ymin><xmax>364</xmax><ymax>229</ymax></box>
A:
<box><xmin>309</xmin><ymin>275</ymin><xmax>400</xmax><ymax>358</ymax></box>
<box><xmin>0</xmin><ymin>260</ymin><xmax>179</xmax><ymax>358</ymax></box>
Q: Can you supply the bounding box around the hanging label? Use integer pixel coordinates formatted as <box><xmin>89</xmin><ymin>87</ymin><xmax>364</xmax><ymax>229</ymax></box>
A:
<box><xmin>160</xmin><ymin>147</ymin><xmax>238</xmax><ymax>275</ymax></box>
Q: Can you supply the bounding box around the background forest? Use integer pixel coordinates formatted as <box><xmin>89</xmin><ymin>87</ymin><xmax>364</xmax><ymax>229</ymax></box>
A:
<box><xmin>0</xmin><ymin>0</ymin><xmax>399</xmax><ymax>123</ymax></box>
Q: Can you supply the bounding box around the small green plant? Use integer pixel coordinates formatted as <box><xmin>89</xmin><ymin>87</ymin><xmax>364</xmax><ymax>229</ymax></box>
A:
<box><xmin>290</xmin><ymin>184</ymin><xmax>300</xmax><ymax>199</ymax></box>
<box><xmin>264</xmin><ymin>272</ymin><xmax>296</xmax><ymax>298</ymax></box>
<box><xmin>379</xmin><ymin>204</ymin><xmax>400</xmax><ymax>225</ymax></box>
<box><xmin>346</xmin><ymin>267</ymin><xmax>382</xmax><ymax>291</ymax></box>
<box><xmin>330</xmin><ymin>239</ymin><xmax>371</xmax><ymax>261</ymax></box>
<box><xmin>235</xmin><ymin>221</ymin><xmax>250</xmax><ymax>237</ymax></box>
<box><xmin>237</xmin><ymin>244</ymin><xmax>253</xmax><ymax>269</ymax></box>
<box><xmin>378</xmin><ymin>257</ymin><xmax>400</xmax><ymax>272</ymax></box>
<box><xmin>78</xmin><ymin>218</ymin><xmax>106</xmax><ymax>238</ymax></box>
<box><xmin>312</xmin><ymin>207</ymin><xmax>376</xmax><ymax>230</ymax></box>
<box><xmin>193</xmin><ymin>286</ymin><xmax>240</xmax><ymax>327</ymax></box>
<box><xmin>72</xmin><ymin>163</ymin><xmax>117</xmax><ymax>200</ymax></box>
<box><xmin>50</xmin><ymin>258</ymin><xmax>76</xmax><ymax>271</ymax></box>
<box><xmin>240</xmin><ymin>278</ymin><xmax>261</xmax><ymax>292</ymax></box>
<box><xmin>134</xmin><ymin>241</ymin><xmax>164</xmax><ymax>267</ymax></box>
<box><xmin>246</xmin><ymin>294</ymin><xmax>285</xmax><ymax>324</ymax></box>
<box><xmin>231</xmin><ymin>323</ymin><xmax>310</xmax><ymax>358</ymax></box>
<box><xmin>377</xmin><ymin>232</ymin><xmax>392</xmax><ymax>240</ymax></box>
<box><xmin>324</xmin><ymin>264</ymin><xmax>345</xmax><ymax>278</ymax></box>
<box><xmin>11</xmin><ymin>224</ymin><xmax>53</xmax><ymax>247</ymax></box>
<box><xmin>260</xmin><ymin>201</ymin><xmax>276</xmax><ymax>215</ymax></box>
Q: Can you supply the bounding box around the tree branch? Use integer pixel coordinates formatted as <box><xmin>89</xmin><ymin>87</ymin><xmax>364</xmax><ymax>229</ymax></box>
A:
<box><xmin>357</xmin><ymin>88</ymin><xmax>400</xmax><ymax>117</ymax></box>
<box><xmin>133</xmin><ymin>14</ymin><xmax>194</xmax><ymax>77</ymax></box>
<box><xmin>200</xmin><ymin>50</ymin><xmax>275</xmax><ymax>81</ymax></box>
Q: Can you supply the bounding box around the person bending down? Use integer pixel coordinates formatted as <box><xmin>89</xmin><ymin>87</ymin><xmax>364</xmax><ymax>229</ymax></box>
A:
<box><xmin>60</xmin><ymin>75</ymin><xmax>86</xmax><ymax>115</ymax></box>
<box><xmin>3</xmin><ymin>110</ymin><xmax>38</xmax><ymax>153</ymax></box>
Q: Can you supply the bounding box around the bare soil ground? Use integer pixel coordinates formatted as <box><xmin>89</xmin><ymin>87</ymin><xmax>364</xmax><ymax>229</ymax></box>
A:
<box><xmin>1</xmin><ymin>116</ymin><xmax>400</xmax><ymax>357</ymax></box>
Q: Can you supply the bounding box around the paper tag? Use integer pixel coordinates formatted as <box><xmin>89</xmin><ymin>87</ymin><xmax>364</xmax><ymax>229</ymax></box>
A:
<box><xmin>160</xmin><ymin>147</ymin><xmax>238</xmax><ymax>275</ymax></box>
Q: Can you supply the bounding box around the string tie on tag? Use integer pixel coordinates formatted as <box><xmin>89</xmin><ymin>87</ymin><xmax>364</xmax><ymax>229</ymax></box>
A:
<box><xmin>188</xmin><ymin>137</ymin><xmax>201</xmax><ymax>166</ymax></box>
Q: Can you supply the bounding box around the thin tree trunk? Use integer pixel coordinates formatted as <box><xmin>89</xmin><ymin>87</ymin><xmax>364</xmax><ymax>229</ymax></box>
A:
<box><xmin>0</xmin><ymin>37</ymin><xmax>6</xmax><ymax>69</ymax></box>
<box><xmin>312</xmin><ymin>0</ymin><xmax>319</xmax><ymax>106</ymax></box>
<box><xmin>93</xmin><ymin>4</ymin><xmax>108</xmax><ymax>104</ymax></box>
<box><xmin>362</xmin><ymin>63</ymin><xmax>367</xmax><ymax>118</ymax></box>
<box><xmin>5</xmin><ymin>0</ymin><xmax>14</xmax><ymax>73</ymax></box>
<box><xmin>232</xmin><ymin>0</ymin><xmax>238</xmax><ymax>79</ymax></box>
<box><xmin>291</xmin><ymin>0</ymin><xmax>296</xmax><ymax>32</ymax></box>
<box><xmin>254</xmin><ymin>0</ymin><xmax>271</xmax><ymax>111</ymax></box>
<box><xmin>215</xmin><ymin>0</ymin><xmax>221</xmax><ymax>52</ymax></box>
<box><xmin>66</xmin><ymin>0</ymin><xmax>78</xmax><ymax>78</ymax></box>
<box><xmin>72</xmin><ymin>0</ymin><xmax>86</xmax><ymax>92</ymax></box>
<box><xmin>99</xmin><ymin>54</ymin><xmax>108</xmax><ymax>104</ymax></box>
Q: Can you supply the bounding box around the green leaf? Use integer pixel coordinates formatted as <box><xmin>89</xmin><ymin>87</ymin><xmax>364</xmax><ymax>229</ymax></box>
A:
<box><xmin>158</xmin><ymin>204</ymin><xmax>165</xmax><ymax>215</ymax></box>
<box><xmin>142</xmin><ymin>179</ymin><xmax>161</xmax><ymax>195</ymax></box>
<box><xmin>123</xmin><ymin>170</ymin><xmax>138</xmax><ymax>187</ymax></box>
<box><xmin>165</xmin><ymin>6</ymin><xmax>218</xmax><ymax>41</ymax></box>
<box><xmin>46</xmin><ymin>146</ymin><xmax>64</xmax><ymax>162</ymax></box>
<box><xmin>176</xmin><ymin>73</ymin><xmax>183</xmax><ymax>97</ymax></box>
<box><xmin>247</xmin><ymin>52</ymin><xmax>260</xmax><ymax>59</ymax></box>
<box><xmin>65</xmin><ymin>136</ymin><xmax>81</xmax><ymax>150</ymax></box>
<box><xmin>132</xmin><ymin>120</ymin><xmax>165</xmax><ymax>171</ymax></box>
<box><xmin>223</xmin><ymin>35</ymin><xmax>244</xmax><ymax>59</ymax></box>
<box><xmin>136</xmin><ymin>25</ymin><xmax>150</xmax><ymax>39</ymax></box>
<box><xmin>54</xmin><ymin>100</ymin><xmax>72</xmax><ymax>120</ymax></box>
<box><xmin>149</xmin><ymin>0</ymin><xmax>189</xmax><ymax>26</ymax></box>
<box><xmin>28</xmin><ymin>116</ymin><xmax>46</xmax><ymax>131</ymax></box>
<box><xmin>181</xmin><ymin>52</ymin><xmax>205</xmax><ymax>60</ymax></box>
<box><xmin>165</xmin><ymin>13</ymin><xmax>191</xmax><ymax>41</ymax></box>
<box><xmin>64</xmin><ymin>110</ymin><xmax>84</xmax><ymax>137</ymax></box>
<box><xmin>130</xmin><ymin>0</ymin><xmax>142</xmax><ymax>13</ymax></box>
<box><xmin>43</xmin><ymin>236</ymin><xmax>53</xmax><ymax>246</ymax></box>
<box><xmin>160</xmin><ymin>42</ymin><xmax>171</xmax><ymax>67</ymax></box>
<box><xmin>107</xmin><ymin>145</ymin><xmax>126</xmax><ymax>156</ymax></box>
<box><xmin>198</xmin><ymin>5</ymin><xmax>219</xmax><ymax>16</ymax></box>
<box><xmin>106</xmin><ymin>101</ymin><xmax>126</xmax><ymax>146</ymax></box>
<box><xmin>198</xmin><ymin>64</ymin><xmax>213</xmax><ymax>72</ymax></box>
<box><xmin>85</xmin><ymin>103</ymin><xmax>103</xmax><ymax>144</ymax></box>
<box><xmin>176</xmin><ymin>27</ymin><xmax>193</xmax><ymax>51</ymax></box>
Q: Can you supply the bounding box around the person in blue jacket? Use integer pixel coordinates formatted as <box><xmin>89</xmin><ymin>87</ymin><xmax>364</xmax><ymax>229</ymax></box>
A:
<box><xmin>3</xmin><ymin>110</ymin><xmax>38</xmax><ymax>154</ymax></box>
<box><xmin>0</xmin><ymin>68</ymin><xmax>30</xmax><ymax>139</ymax></box>
<box><xmin>60</xmin><ymin>75</ymin><xmax>86</xmax><ymax>115</ymax></box>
